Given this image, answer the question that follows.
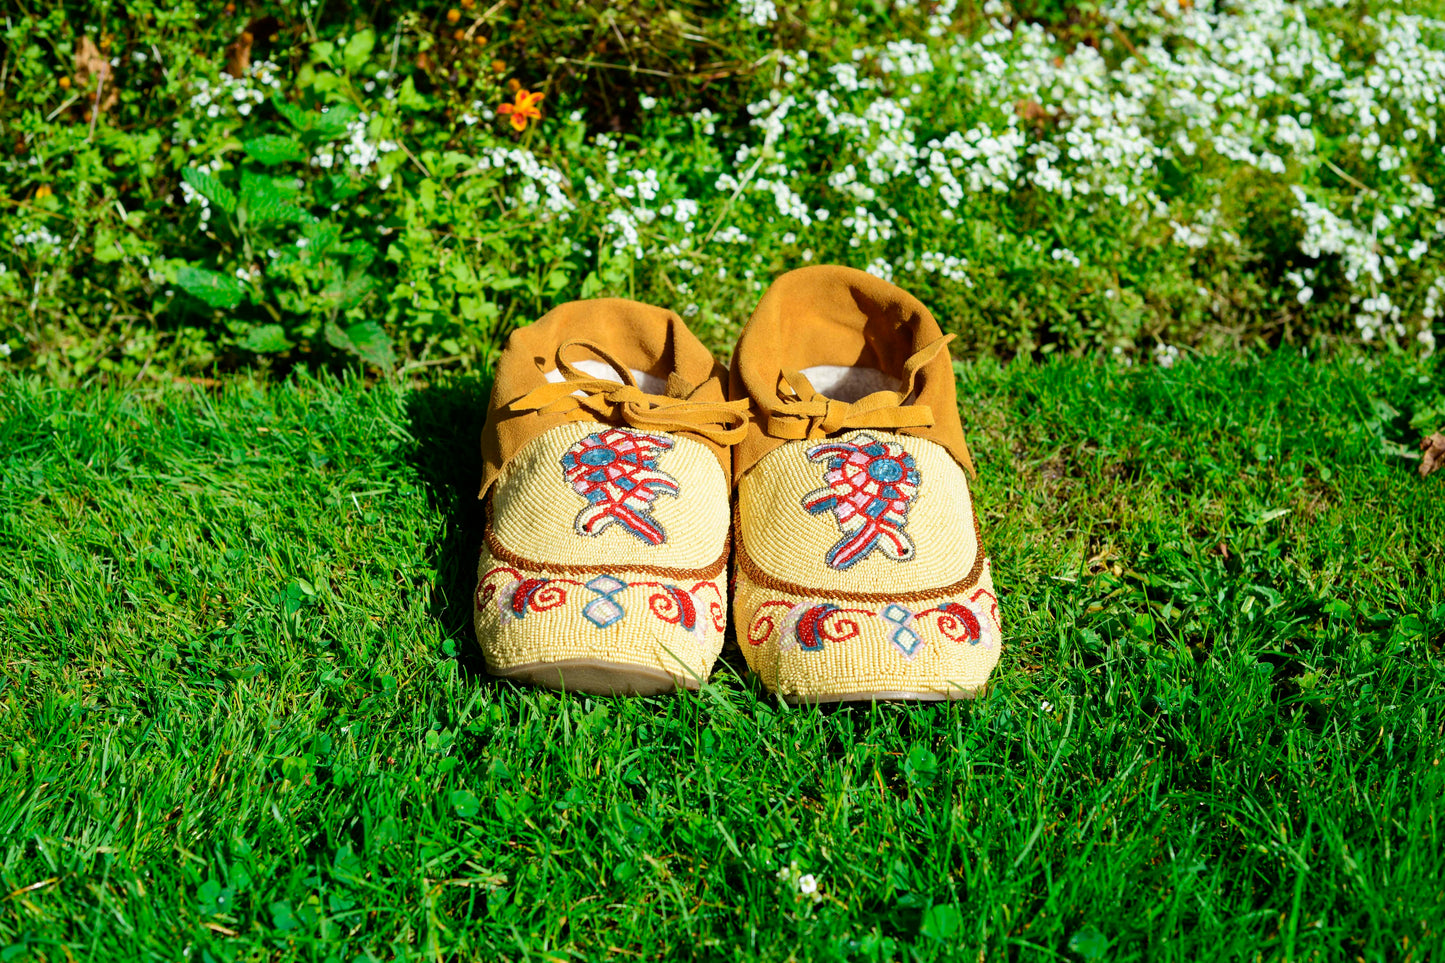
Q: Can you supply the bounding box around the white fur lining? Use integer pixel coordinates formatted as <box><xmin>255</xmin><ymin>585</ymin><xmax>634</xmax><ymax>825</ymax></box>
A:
<box><xmin>799</xmin><ymin>365</ymin><xmax>901</xmax><ymax>402</ymax></box>
<box><xmin>544</xmin><ymin>359</ymin><xmax>667</xmax><ymax>396</ymax></box>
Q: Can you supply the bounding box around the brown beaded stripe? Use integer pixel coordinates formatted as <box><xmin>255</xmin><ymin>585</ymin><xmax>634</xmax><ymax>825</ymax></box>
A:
<box><xmin>485</xmin><ymin>493</ymin><xmax>731</xmax><ymax>579</ymax></box>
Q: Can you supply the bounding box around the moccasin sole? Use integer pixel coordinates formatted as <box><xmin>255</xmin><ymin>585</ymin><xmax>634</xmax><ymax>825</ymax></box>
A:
<box><xmin>491</xmin><ymin>657</ymin><xmax>697</xmax><ymax>696</ymax></box>
<box><xmin>781</xmin><ymin>688</ymin><xmax>977</xmax><ymax>705</ymax></box>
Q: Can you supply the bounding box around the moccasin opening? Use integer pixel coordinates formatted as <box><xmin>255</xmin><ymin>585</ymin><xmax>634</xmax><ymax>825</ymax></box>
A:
<box><xmin>544</xmin><ymin>358</ymin><xmax>668</xmax><ymax>395</ymax></box>
<box><xmin>797</xmin><ymin>365</ymin><xmax>901</xmax><ymax>402</ymax></box>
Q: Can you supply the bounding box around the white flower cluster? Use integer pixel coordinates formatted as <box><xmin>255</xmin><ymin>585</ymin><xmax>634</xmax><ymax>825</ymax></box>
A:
<box><xmin>178</xmin><ymin>157</ymin><xmax>226</xmax><ymax>228</ymax></box>
<box><xmin>361</xmin><ymin>68</ymin><xmax>396</xmax><ymax>99</ymax></box>
<box><xmin>864</xmin><ymin>256</ymin><xmax>894</xmax><ymax>282</ymax></box>
<box><xmin>713</xmin><ymin>226</ymin><xmax>751</xmax><ymax>245</ymax></box>
<box><xmin>923</xmin><ymin>125</ymin><xmax>1028</xmax><ymax>203</ymax></box>
<box><xmin>1285</xmin><ymin>269</ymin><xmax>1318</xmax><ymax>305</ymax></box>
<box><xmin>1421</xmin><ymin>277</ymin><xmax>1445</xmax><ymax>353</ymax></box>
<box><xmin>184</xmin><ymin>60</ymin><xmax>282</xmax><ymax>121</ymax></box>
<box><xmin>1353</xmin><ymin>291</ymin><xmax>1402</xmax><ymax>343</ymax></box>
<box><xmin>879</xmin><ymin>40</ymin><xmax>933</xmax><ymax>78</ymax></box>
<box><xmin>1170</xmin><ymin>199</ymin><xmax>1238</xmax><ymax>250</ymax></box>
<box><xmin>1289</xmin><ymin>186</ymin><xmax>1382</xmax><ymax>287</ymax></box>
<box><xmin>738</xmin><ymin>0</ymin><xmax>777</xmax><ymax>28</ymax></box>
<box><xmin>452</xmin><ymin>0</ymin><xmax>1442</xmax><ymax>351</ymax></box>
<box><xmin>698</xmin><ymin>0</ymin><xmax>1445</xmax><ymax>342</ymax></box>
<box><xmin>475</xmin><ymin>146</ymin><xmax>575</xmax><ymax>217</ymax></box>
<box><xmin>915</xmin><ymin>251</ymin><xmax>973</xmax><ymax>286</ymax></box>
<box><xmin>12</xmin><ymin>225</ymin><xmax>63</xmax><ymax>250</ymax></box>
<box><xmin>775</xmin><ymin>860</ymin><xmax>822</xmax><ymax>904</ymax></box>
<box><xmin>310</xmin><ymin>111</ymin><xmax>399</xmax><ymax>187</ymax></box>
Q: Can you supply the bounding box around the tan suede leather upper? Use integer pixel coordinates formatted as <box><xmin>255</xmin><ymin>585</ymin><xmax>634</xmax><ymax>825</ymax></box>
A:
<box><xmin>727</xmin><ymin>265</ymin><xmax>976</xmax><ymax>482</ymax></box>
<box><xmin>479</xmin><ymin>299</ymin><xmax>744</xmax><ymax>498</ymax></box>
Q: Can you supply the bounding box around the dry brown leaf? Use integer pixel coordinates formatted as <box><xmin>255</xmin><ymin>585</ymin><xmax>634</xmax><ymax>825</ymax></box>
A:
<box><xmin>1420</xmin><ymin>432</ymin><xmax>1445</xmax><ymax>478</ymax></box>
<box><xmin>73</xmin><ymin>36</ymin><xmax>106</xmax><ymax>82</ymax></box>
<box><xmin>1014</xmin><ymin>99</ymin><xmax>1061</xmax><ymax>132</ymax></box>
<box><xmin>73</xmin><ymin>36</ymin><xmax>119</xmax><ymax>112</ymax></box>
<box><xmin>225</xmin><ymin>29</ymin><xmax>254</xmax><ymax>79</ymax></box>
<box><xmin>1015</xmin><ymin>99</ymin><xmax>1050</xmax><ymax>122</ymax></box>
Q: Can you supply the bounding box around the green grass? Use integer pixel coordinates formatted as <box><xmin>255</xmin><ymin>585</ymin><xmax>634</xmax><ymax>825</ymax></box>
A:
<box><xmin>1</xmin><ymin>352</ymin><xmax>1443</xmax><ymax>961</ymax></box>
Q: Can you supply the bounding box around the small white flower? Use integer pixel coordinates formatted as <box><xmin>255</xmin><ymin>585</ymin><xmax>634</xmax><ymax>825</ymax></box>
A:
<box><xmin>798</xmin><ymin>874</ymin><xmax>817</xmax><ymax>895</ymax></box>
<box><xmin>1040</xmin><ymin>700</ymin><xmax>1054</xmax><ymax>712</ymax></box>
<box><xmin>738</xmin><ymin>0</ymin><xmax>777</xmax><ymax>26</ymax></box>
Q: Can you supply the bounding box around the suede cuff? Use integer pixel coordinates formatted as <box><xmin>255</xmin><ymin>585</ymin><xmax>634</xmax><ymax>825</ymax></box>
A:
<box><xmin>728</xmin><ymin>265</ymin><xmax>976</xmax><ymax>483</ymax></box>
<box><xmin>479</xmin><ymin>299</ymin><xmax>732</xmax><ymax>498</ymax></box>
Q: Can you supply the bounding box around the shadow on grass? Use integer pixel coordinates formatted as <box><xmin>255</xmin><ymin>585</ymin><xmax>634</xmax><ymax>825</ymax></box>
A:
<box><xmin>403</xmin><ymin>374</ymin><xmax>494</xmax><ymax>682</ymax></box>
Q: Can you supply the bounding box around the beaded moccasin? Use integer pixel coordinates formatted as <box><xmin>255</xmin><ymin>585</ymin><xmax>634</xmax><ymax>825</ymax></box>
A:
<box><xmin>728</xmin><ymin>266</ymin><xmax>1002</xmax><ymax>703</ymax></box>
<box><xmin>474</xmin><ymin>300</ymin><xmax>747</xmax><ymax>695</ymax></box>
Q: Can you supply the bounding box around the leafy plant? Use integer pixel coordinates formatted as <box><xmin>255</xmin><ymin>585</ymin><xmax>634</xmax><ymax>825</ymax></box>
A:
<box><xmin>1</xmin><ymin>0</ymin><xmax>1442</xmax><ymax>376</ymax></box>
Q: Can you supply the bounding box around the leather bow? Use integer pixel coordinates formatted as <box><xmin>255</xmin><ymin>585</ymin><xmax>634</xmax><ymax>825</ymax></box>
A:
<box><xmin>762</xmin><ymin>334</ymin><xmax>954</xmax><ymax>440</ymax></box>
<box><xmin>508</xmin><ymin>339</ymin><xmax>750</xmax><ymax>446</ymax></box>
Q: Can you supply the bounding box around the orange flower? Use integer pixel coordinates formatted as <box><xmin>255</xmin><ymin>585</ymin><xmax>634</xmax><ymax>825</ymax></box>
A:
<box><xmin>497</xmin><ymin>88</ymin><xmax>543</xmax><ymax>132</ymax></box>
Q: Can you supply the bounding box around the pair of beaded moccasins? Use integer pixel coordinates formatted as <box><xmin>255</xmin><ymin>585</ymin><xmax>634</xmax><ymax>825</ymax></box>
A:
<box><xmin>473</xmin><ymin>265</ymin><xmax>1001</xmax><ymax>703</ymax></box>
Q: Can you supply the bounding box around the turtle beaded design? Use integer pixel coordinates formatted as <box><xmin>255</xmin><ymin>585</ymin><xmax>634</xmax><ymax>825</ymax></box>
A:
<box><xmin>801</xmin><ymin>432</ymin><xmax>922</xmax><ymax>570</ymax></box>
<box><xmin>560</xmin><ymin>427</ymin><xmax>679</xmax><ymax>545</ymax></box>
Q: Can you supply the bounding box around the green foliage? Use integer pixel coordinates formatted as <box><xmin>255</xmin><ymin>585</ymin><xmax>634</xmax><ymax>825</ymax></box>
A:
<box><xmin>0</xmin><ymin>353</ymin><xmax>1442</xmax><ymax>957</ymax></box>
<box><xmin>1</xmin><ymin>0</ymin><xmax>1443</xmax><ymax>375</ymax></box>
<box><xmin>175</xmin><ymin>265</ymin><xmax>244</xmax><ymax>309</ymax></box>
<box><xmin>181</xmin><ymin>167</ymin><xmax>236</xmax><ymax>214</ymax></box>
<box><xmin>0</xmin><ymin>0</ymin><xmax>778</xmax><ymax>374</ymax></box>
<box><xmin>242</xmin><ymin>135</ymin><xmax>309</xmax><ymax>167</ymax></box>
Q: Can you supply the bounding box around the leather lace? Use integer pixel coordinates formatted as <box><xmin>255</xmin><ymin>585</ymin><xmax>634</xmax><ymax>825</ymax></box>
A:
<box><xmin>762</xmin><ymin>334</ymin><xmax>954</xmax><ymax>440</ymax></box>
<box><xmin>509</xmin><ymin>340</ymin><xmax>750</xmax><ymax>446</ymax></box>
